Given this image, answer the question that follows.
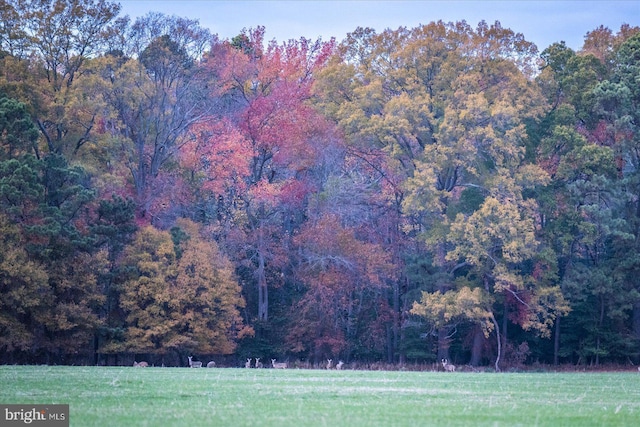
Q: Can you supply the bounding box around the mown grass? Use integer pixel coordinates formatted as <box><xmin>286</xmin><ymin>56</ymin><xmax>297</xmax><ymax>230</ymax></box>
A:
<box><xmin>1</xmin><ymin>366</ymin><xmax>639</xmax><ymax>426</ymax></box>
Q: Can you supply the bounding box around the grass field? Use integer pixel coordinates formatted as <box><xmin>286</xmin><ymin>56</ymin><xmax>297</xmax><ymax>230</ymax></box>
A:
<box><xmin>1</xmin><ymin>366</ymin><xmax>639</xmax><ymax>426</ymax></box>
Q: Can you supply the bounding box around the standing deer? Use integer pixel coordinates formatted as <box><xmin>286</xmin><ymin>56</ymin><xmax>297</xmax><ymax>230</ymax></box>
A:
<box><xmin>326</xmin><ymin>359</ymin><xmax>333</xmax><ymax>369</ymax></box>
<box><xmin>133</xmin><ymin>361</ymin><xmax>148</xmax><ymax>367</ymax></box>
<box><xmin>245</xmin><ymin>358</ymin><xmax>252</xmax><ymax>368</ymax></box>
<box><xmin>442</xmin><ymin>359</ymin><xmax>456</xmax><ymax>372</ymax></box>
<box><xmin>336</xmin><ymin>360</ymin><xmax>344</xmax><ymax>370</ymax></box>
<box><xmin>188</xmin><ymin>356</ymin><xmax>202</xmax><ymax>368</ymax></box>
<box><xmin>206</xmin><ymin>361</ymin><xmax>216</xmax><ymax>368</ymax></box>
<box><xmin>271</xmin><ymin>359</ymin><xmax>287</xmax><ymax>369</ymax></box>
<box><xmin>255</xmin><ymin>357</ymin><xmax>263</xmax><ymax>368</ymax></box>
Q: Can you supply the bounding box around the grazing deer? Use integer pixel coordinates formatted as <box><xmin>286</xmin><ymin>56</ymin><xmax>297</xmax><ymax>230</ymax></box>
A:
<box><xmin>326</xmin><ymin>359</ymin><xmax>333</xmax><ymax>369</ymax></box>
<box><xmin>255</xmin><ymin>357</ymin><xmax>263</xmax><ymax>368</ymax></box>
<box><xmin>133</xmin><ymin>361</ymin><xmax>148</xmax><ymax>367</ymax></box>
<box><xmin>336</xmin><ymin>360</ymin><xmax>344</xmax><ymax>370</ymax></box>
<box><xmin>206</xmin><ymin>361</ymin><xmax>216</xmax><ymax>368</ymax></box>
<box><xmin>188</xmin><ymin>356</ymin><xmax>202</xmax><ymax>368</ymax></box>
<box><xmin>442</xmin><ymin>359</ymin><xmax>456</xmax><ymax>372</ymax></box>
<box><xmin>271</xmin><ymin>359</ymin><xmax>287</xmax><ymax>369</ymax></box>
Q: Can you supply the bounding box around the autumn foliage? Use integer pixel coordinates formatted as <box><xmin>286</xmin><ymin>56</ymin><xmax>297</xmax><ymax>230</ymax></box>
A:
<box><xmin>1</xmin><ymin>0</ymin><xmax>639</xmax><ymax>368</ymax></box>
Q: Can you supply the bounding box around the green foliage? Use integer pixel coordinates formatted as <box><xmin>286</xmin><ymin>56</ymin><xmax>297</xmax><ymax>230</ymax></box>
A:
<box><xmin>92</xmin><ymin>195</ymin><xmax>137</xmax><ymax>261</ymax></box>
<box><xmin>0</xmin><ymin>152</ymin><xmax>106</xmax><ymax>360</ymax></box>
<box><xmin>0</xmin><ymin>96</ymin><xmax>39</xmax><ymax>158</ymax></box>
<box><xmin>170</xmin><ymin>225</ymin><xmax>190</xmax><ymax>260</ymax></box>
<box><xmin>139</xmin><ymin>34</ymin><xmax>193</xmax><ymax>78</ymax></box>
<box><xmin>0</xmin><ymin>154</ymin><xmax>44</xmax><ymax>219</ymax></box>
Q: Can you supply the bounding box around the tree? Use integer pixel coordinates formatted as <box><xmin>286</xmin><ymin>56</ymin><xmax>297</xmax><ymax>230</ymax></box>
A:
<box><xmin>532</xmin><ymin>27</ymin><xmax>640</xmax><ymax>365</ymax></box>
<box><xmin>314</xmin><ymin>22</ymin><xmax>456</xmax><ymax>362</ymax></box>
<box><xmin>115</xmin><ymin>225</ymin><xmax>181</xmax><ymax>356</ymax></box>
<box><xmin>0</xmin><ymin>213</ymin><xmax>50</xmax><ymax>360</ymax></box>
<box><xmin>320</xmin><ymin>20</ymin><xmax>560</xmax><ymax>368</ymax></box>
<box><xmin>0</xmin><ymin>0</ymin><xmax>29</xmax><ymax>58</ymax></box>
<box><xmin>287</xmin><ymin>214</ymin><xmax>393</xmax><ymax>362</ymax></box>
<box><xmin>89</xmin><ymin>13</ymin><xmax>214</xmax><ymax>222</ymax></box>
<box><xmin>196</xmin><ymin>28</ymin><xmax>335</xmax><ymax>323</ymax></box>
<box><xmin>0</xmin><ymin>96</ymin><xmax>39</xmax><ymax>159</ymax></box>
<box><xmin>110</xmin><ymin>220</ymin><xmax>251</xmax><ymax>360</ymax></box>
<box><xmin>91</xmin><ymin>194</ymin><xmax>137</xmax><ymax>363</ymax></box>
<box><xmin>172</xmin><ymin>219</ymin><xmax>252</xmax><ymax>355</ymax></box>
<box><xmin>0</xmin><ymin>151</ymin><xmax>107</xmax><ymax>362</ymax></box>
<box><xmin>581</xmin><ymin>24</ymin><xmax>640</xmax><ymax>71</ymax></box>
<box><xmin>2</xmin><ymin>0</ymin><xmax>121</xmax><ymax>156</ymax></box>
<box><xmin>410</xmin><ymin>287</ymin><xmax>494</xmax><ymax>348</ymax></box>
<box><xmin>4</xmin><ymin>8</ymin><xmax>640</xmax><ymax>367</ymax></box>
<box><xmin>581</xmin><ymin>31</ymin><xmax>640</xmax><ymax>362</ymax></box>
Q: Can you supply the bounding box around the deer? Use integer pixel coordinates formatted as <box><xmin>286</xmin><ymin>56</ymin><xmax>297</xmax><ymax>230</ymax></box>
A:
<box><xmin>188</xmin><ymin>356</ymin><xmax>202</xmax><ymax>368</ymax></box>
<box><xmin>336</xmin><ymin>360</ymin><xmax>344</xmax><ymax>370</ymax></box>
<box><xmin>442</xmin><ymin>358</ymin><xmax>456</xmax><ymax>372</ymax></box>
<box><xmin>326</xmin><ymin>359</ymin><xmax>333</xmax><ymax>369</ymax></box>
<box><xmin>133</xmin><ymin>361</ymin><xmax>148</xmax><ymax>367</ymax></box>
<box><xmin>255</xmin><ymin>357</ymin><xmax>263</xmax><ymax>368</ymax></box>
<box><xmin>245</xmin><ymin>358</ymin><xmax>252</xmax><ymax>368</ymax></box>
<box><xmin>206</xmin><ymin>361</ymin><xmax>216</xmax><ymax>368</ymax></box>
<box><xmin>271</xmin><ymin>359</ymin><xmax>287</xmax><ymax>369</ymax></box>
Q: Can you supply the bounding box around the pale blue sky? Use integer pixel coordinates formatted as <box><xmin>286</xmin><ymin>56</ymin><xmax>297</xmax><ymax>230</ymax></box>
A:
<box><xmin>118</xmin><ymin>1</ymin><xmax>639</xmax><ymax>51</ymax></box>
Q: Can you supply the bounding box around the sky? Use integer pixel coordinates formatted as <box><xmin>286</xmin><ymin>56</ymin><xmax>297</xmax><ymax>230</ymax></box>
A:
<box><xmin>117</xmin><ymin>1</ymin><xmax>639</xmax><ymax>51</ymax></box>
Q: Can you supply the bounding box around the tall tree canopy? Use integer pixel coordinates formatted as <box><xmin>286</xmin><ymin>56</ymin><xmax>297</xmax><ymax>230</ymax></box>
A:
<box><xmin>1</xmin><ymin>0</ymin><xmax>639</xmax><ymax>368</ymax></box>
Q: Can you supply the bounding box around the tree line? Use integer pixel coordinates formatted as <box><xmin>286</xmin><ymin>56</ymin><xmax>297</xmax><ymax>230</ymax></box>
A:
<box><xmin>1</xmin><ymin>0</ymin><xmax>639</xmax><ymax>369</ymax></box>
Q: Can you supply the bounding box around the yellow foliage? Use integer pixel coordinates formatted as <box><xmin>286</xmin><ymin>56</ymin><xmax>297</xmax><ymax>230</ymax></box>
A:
<box><xmin>117</xmin><ymin>221</ymin><xmax>251</xmax><ymax>355</ymax></box>
<box><xmin>521</xmin><ymin>286</ymin><xmax>571</xmax><ymax>338</ymax></box>
<box><xmin>411</xmin><ymin>287</ymin><xmax>494</xmax><ymax>337</ymax></box>
<box><xmin>446</xmin><ymin>196</ymin><xmax>538</xmax><ymax>267</ymax></box>
<box><xmin>0</xmin><ymin>214</ymin><xmax>50</xmax><ymax>351</ymax></box>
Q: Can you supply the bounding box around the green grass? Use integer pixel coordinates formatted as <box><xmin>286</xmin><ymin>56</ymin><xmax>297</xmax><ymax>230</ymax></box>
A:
<box><xmin>1</xmin><ymin>366</ymin><xmax>639</xmax><ymax>426</ymax></box>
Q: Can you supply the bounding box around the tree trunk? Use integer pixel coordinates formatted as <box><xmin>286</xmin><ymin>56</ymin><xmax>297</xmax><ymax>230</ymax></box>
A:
<box><xmin>93</xmin><ymin>334</ymin><xmax>99</xmax><ymax>366</ymax></box>
<box><xmin>483</xmin><ymin>275</ymin><xmax>501</xmax><ymax>371</ymax></box>
<box><xmin>596</xmin><ymin>295</ymin><xmax>605</xmax><ymax>366</ymax></box>
<box><xmin>386</xmin><ymin>324</ymin><xmax>393</xmax><ymax>363</ymax></box>
<box><xmin>554</xmin><ymin>316</ymin><xmax>561</xmax><ymax>365</ymax></box>
<box><xmin>470</xmin><ymin>325</ymin><xmax>484</xmax><ymax>366</ymax></box>
<box><xmin>257</xmin><ymin>251</ymin><xmax>268</xmax><ymax>321</ymax></box>
<box><xmin>634</xmin><ymin>303</ymin><xmax>640</xmax><ymax>342</ymax></box>
<box><xmin>398</xmin><ymin>311</ymin><xmax>406</xmax><ymax>365</ymax></box>
<box><xmin>392</xmin><ymin>277</ymin><xmax>400</xmax><ymax>363</ymax></box>
<box><xmin>437</xmin><ymin>328</ymin><xmax>450</xmax><ymax>361</ymax></box>
<box><xmin>490</xmin><ymin>312</ymin><xmax>501</xmax><ymax>372</ymax></box>
<box><xmin>502</xmin><ymin>300</ymin><xmax>508</xmax><ymax>362</ymax></box>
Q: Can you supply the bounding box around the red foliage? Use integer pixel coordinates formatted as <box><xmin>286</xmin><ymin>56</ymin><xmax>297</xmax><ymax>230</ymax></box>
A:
<box><xmin>532</xmin><ymin>261</ymin><xmax>545</xmax><ymax>281</ymax></box>
<box><xmin>205</xmin><ymin>32</ymin><xmax>336</xmax><ymax>183</ymax></box>
<box><xmin>285</xmin><ymin>214</ymin><xmax>394</xmax><ymax>355</ymax></box>
<box><xmin>279</xmin><ymin>178</ymin><xmax>314</xmax><ymax>209</ymax></box>
<box><xmin>506</xmin><ymin>286</ymin><xmax>533</xmax><ymax>326</ymax></box>
<box><xmin>247</xmin><ymin>179</ymin><xmax>281</xmax><ymax>208</ymax></box>
<box><xmin>588</xmin><ymin>120</ymin><xmax>615</xmax><ymax>146</ymax></box>
<box><xmin>181</xmin><ymin>119</ymin><xmax>252</xmax><ymax>195</ymax></box>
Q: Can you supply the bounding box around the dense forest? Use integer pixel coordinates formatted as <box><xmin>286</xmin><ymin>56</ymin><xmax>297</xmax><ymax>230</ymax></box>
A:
<box><xmin>1</xmin><ymin>0</ymin><xmax>639</xmax><ymax>369</ymax></box>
